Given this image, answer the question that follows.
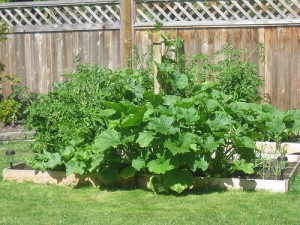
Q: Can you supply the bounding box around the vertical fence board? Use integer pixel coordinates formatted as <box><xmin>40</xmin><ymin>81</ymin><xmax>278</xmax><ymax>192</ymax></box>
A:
<box><xmin>258</xmin><ymin>28</ymin><xmax>266</xmax><ymax>103</ymax></box>
<box><xmin>296</xmin><ymin>28</ymin><xmax>300</xmax><ymax>108</ymax></box>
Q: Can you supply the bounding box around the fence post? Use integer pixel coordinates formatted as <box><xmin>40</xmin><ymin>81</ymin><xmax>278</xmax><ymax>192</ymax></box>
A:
<box><xmin>120</xmin><ymin>0</ymin><xmax>132</xmax><ymax>68</ymax></box>
<box><xmin>153</xmin><ymin>32</ymin><xmax>162</xmax><ymax>94</ymax></box>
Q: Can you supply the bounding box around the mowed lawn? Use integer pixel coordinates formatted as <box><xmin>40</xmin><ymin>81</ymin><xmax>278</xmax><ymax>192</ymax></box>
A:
<box><xmin>0</xmin><ymin>141</ymin><xmax>299</xmax><ymax>225</ymax></box>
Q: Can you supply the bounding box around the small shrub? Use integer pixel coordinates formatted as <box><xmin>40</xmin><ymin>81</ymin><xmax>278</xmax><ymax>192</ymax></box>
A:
<box><xmin>0</xmin><ymin>99</ymin><xmax>21</xmax><ymax>124</ymax></box>
<box><xmin>188</xmin><ymin>43</ymin><xmax>264</xmax><ymax>103</ymax></box>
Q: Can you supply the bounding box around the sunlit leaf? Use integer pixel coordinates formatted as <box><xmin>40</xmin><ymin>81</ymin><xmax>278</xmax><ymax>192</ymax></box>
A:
<box><xmin>94</xmin><ymin>130</ymin><xmax>121</xmax><ymax>152</ymax></box>
<box><xmin>147</xmin><ymin>159</ymin><xmax>175</xmax><ymax>174</ymax></box>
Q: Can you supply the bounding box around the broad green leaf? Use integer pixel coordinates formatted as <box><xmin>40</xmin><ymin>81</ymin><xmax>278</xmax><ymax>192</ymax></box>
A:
<box><xmin>98</xmin><ymin>109</ymin><xmax>116</xmax><ymax>117</ymax></box>
<box><xmin>147</xmin><ymin>115</ymin><xmax>179</xmax><ymax>135</ymax></box>
<box><xmin>175</xmin><ymin>97</ymin><xmax>195</xmax><ymax>108</ymax></box>
<box><xmin>65</xmin><ymin>160</ymin><xmax>85</xmax><ymax>176</ymax></box>
<box><xmin>156</xmin><ymin>62</ymin><xmax>173</xmax><ymax>76</ymax></box>
<box><xmin>105</xmin><ymin>101</ymin><xmax>139</xmax><ymax>115</ymax></box>
<box><xmin>164</xmin><ymin>133</ymin><xmax>196</xmax><ymax>155</ymax></box>
<box><xmin>192</xmin><ymin>157</ymin><xmax>209</xmax><ymax>172</ymax></box>
<box><xmin>174</xmin><ymin>71</ymin><xmax>188</xmax><ymax>90</ymax></box>
<box><xmin>203</xmin><ymin>136</ymin><xmax>219</xmax><ymax>152</ymax></box>
<box><xmin>61</xmin><ymin>146</ymin><xmax>73</xmax><ymax>158</ymax></box>
<box><xmin>143</xmin><ymin>106</ymin><xmax>155</xmax><ymax>121</ymax></box>
<box><xmin>132</xmin><ymin>158</ymin><xmax>145</xmax><ymax>171</ymax></box>
<box><xmin>266</xmin><ymin>116</ymin><xmax>285</xmax><ymax>134</ymax></box>
<box><xmin>163</xmin><ymin>169</ymin><xmax>193</xmax><ymax>193</ymax></box>
<box><xmin>147</xmin><ymin>159</ymin><xmax>175</xmax><ymax>174</ymax></box>
<box><xmin>120</xmin><ymin>166</ymin><xmax>136</xmax><ymax>179</ymax></box>
<box><xmin>137</xmin><ymin>130</ymin><xmax>155</xmax><ymax>148</ymax></box>
<box><xmin>232</xmin><ymin>159</ymin><xmax>254</xmax><ymax>174</ymax></box>
<box><xmin>89</xmin><ymin>154</ymin><xmax>104</xmax><ymax>172</ymax></box>
<box><xmin>232</xmin><ymin>136</ymin><xmax>255</xmax><ymax>149</ymax></box>
<box><xmin>205</xmin><ymin>99</ymin><xmax>222</xmax><ymax>111</ymax></box>
<box><xmin>163</xmin><ymin>95</ymin><xmax>179</xmax><ymax>106</ymax></box>
<box><xmin>44</xmin><ymin>152</ymin><xmax>61</xmax><ymax>169</ymax></box>
<box><xmin>94</xmin><ymin>130</ymin><xmax>121</xmax><ymax>152</ymax></box>
<box><xmin>121</xmin><ymin>108</ymin><xmax>145</xmax><ymax>128</ymax></box>
<box><xmin>177</xmin><ymin>107</ymin><xmax>199</xmax><ymax>124</ymax></box>
<box><xmin>207</xmin><ymin>112</ymin><xmax>233</xmax><ymax>131</ymax></box>
<box><xmin>100</xmin><ymin>168</ymin><xmax>119</xmax><ymax>184</ymax></box>
<box><xmin>144</xmin><ymin>91</ymin><xmax>164</xmax><ymax>108</ymax></box>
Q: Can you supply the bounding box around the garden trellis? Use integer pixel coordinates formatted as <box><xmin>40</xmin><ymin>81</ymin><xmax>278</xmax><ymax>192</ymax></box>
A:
<box><xmin>134</xmin><ymin>0</ymin><xmax>300</xmax><ymax>27</ymax></box>
<box><xmin>0</xmin><ymin>0</ymin><xmax>121</xmax><ymax>32</ymax></box>
<box><xmin>0</xmin><ymin>0</ymin><xmax>300</xmax><ymax>110</ymax></box>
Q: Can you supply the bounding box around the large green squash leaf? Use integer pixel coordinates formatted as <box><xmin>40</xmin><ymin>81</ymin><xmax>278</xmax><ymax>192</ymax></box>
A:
<box><xmin>164</xmin><ymin>133</ymin><xmax>196</xmax><ymax>155</ymax></box>
<box><xmin>66</xmin><ymin>160</ymin><xmax>85</xmax><ymax>176</ymax></box>
<box><xmin>231</xmin><ymin>159</ymin><xmax>254</xmax><ymax>174</ymax></box>
<box><xmin>144</xmin><ymin>91</ymin><xmax>164</xmax><ymax>108</ymax></box>
<box><xmin>137</xmin><ymin>131</ymin><xmax>155</xmax><ymax>148</ymax></box>
<box><xmin>174</xmin><ymin>71</ymin><xmax>188</xmax><ymax>90</ymax></box>
<box><xmin>232</xmin><ymin>136</ymin><xmax>255</xmax><ymax>149</ymax></box>
<box><xmin>205</xmin><ymin>99</ymin><xmax>223</xmax><ymax>111</ymax></box>
<box><xmin>147</xmin><ymin>159</ymin><xmax>175</xmax><ymax>174</ymax></box>
<box><xmin>89</xmin><ymin>154</ymin><xmax>104</xmax><ymax>172</ymax></box>
<box><xmin>147</xmin><ymin>115</ymin><xmax>179</xmax><ymax>135</ymax></box>
<box><xmin>192</xmin><ymin>157</ymin><xmax>209</xmax><ymax>172</ymax></box>
<box><xmin>203</xmin><ymin>135</ymin><xmax>220</xmax><ymax>152</ymax></box>
<box><xmin>177</xmin><ymin>107</ymin><xmax>199</xmax><ymax>124</ymax></box>
<box><xmin>132</xmin><ymin>158</ymin><xmax>145</xmax><ymax>171</ymax></box>
<box><xmin>44</xmin><ymin>152</ymin><xmax>61</xmax><ymax>169</ymax></box>
<box><xmin>121</xmin><ymin>108</ymin><xmax>146</xmax><ymax>128</ymax></box>
<box><xmin>207</xmin><ymin>112</ymin><xmax>233</xmax><ymax>131</ymax></box>
<box><xmin>163</xmin><ymin>169</ymin><xmax>193</xmax><ymax>193</ymax></box>
<box><xmin>94</xmin><ymin>130</ymin><xmax>121</xmax><ymax>152</ymax></box>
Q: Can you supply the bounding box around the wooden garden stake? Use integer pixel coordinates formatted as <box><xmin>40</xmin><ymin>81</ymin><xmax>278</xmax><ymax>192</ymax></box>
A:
<box><xmin>153</xmin><ymin>32</ymin><xmax>162</xmax><ymax>94</ymax></box>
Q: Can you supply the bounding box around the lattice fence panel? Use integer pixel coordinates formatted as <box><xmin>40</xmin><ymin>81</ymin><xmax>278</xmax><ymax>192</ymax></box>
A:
<box><xmin>0</xmin><ymin>0</ymin><xmax>120</xmax><ymax>32</ymax></box>
<box><xmin>135</xmin><ymin>0</ymin><xmax>300</xmax><ymax>27</ymax></box>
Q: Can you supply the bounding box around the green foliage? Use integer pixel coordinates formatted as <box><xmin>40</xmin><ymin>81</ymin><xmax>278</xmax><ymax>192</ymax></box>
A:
<box><xmin>188</xmin><ymin>43</ymin><xmax>264</xmax><ymax>103</ymax></box>
<box><xmin>0</xmin><ymin>99</ymin><xmax>21</xmax><ymax>124</ymax></box>
<box><xmin>24</xmin><ymin>29</ymin><xmax>300</xmax><ymax>194</ymax></box>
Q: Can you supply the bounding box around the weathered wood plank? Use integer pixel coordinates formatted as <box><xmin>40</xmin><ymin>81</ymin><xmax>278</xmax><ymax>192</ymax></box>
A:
<box><xmin>120</xmin><ymin>0</ymin><xmax>132</xmax><ymax>68</ymax></box>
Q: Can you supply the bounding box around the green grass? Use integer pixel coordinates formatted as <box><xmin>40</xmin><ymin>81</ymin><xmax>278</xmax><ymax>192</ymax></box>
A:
<box><xmin>0</xmin><ymin>141</ymin><xmax>299</xmax><ymax>225</ymax></box>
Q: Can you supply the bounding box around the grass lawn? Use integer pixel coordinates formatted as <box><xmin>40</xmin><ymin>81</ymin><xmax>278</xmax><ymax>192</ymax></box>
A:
<box><xmin>0</xmin><ymin>141</ymin><xmax>299</xmax><ymax>225</ymax></box>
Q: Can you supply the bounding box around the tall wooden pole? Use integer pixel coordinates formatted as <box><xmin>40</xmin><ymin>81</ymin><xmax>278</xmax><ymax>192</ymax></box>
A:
<box><xmin>120</xmin><ymin>0</ymin><xmax>132</xmax><ymax>68</ymax></box>
<box><xmin>153</xmin><ymin>32</ymin><xmax>162</xmax><ymax>94</ymax></box>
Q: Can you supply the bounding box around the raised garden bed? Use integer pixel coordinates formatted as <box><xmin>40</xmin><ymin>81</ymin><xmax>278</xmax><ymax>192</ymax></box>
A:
<box><xmin>0</xmin><ymin>123</ymin><xmax>34</xmax><ymax>141</ymax></box>
<box><xmin>256</xmin><ymin>141</ymin><xmax>300</xmax><ymax>155</ymax></box>
<box><xmin>3</xmin><ymin>156</ymin><xmax>299</xmax><ymax>193</ymax></box>
<box><xmin>2</xmin><ymin>162</ymin><xmax>135</xmax><ymax>189</ymax></box>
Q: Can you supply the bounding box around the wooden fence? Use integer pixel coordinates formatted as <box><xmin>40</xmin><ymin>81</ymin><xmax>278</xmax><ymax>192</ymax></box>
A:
<box><xmin>0</xmin><ymin>0</ymin><xmax>300</xmax><ymax>110</ymax></box>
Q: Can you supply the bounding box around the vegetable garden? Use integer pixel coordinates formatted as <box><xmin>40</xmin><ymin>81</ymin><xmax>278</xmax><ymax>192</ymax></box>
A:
<box><xmin>14</xmin><ymin>29</ymin><xmax>298</xmax><ymax>194</ymax></box>
<box><xmin>0</xmin><ymin>0</ymin><xmax>300</xmax><ymax>194</ymax></box>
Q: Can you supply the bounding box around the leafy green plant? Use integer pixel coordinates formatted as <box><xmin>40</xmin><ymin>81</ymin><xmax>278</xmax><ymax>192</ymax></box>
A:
<box><xmin>189</xmin><ymin>43</ymin><xmax>264</xmax><ymax>103</ymax></box>
<box><xmin>0</xmin><ymin>99</ymin><xmax>21</xmax><ymax>124</ymax></box>
<box><xmin>24</xmin><ymin>28</ymin><xmax>300</xmax><ymax>194</ymax></box>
